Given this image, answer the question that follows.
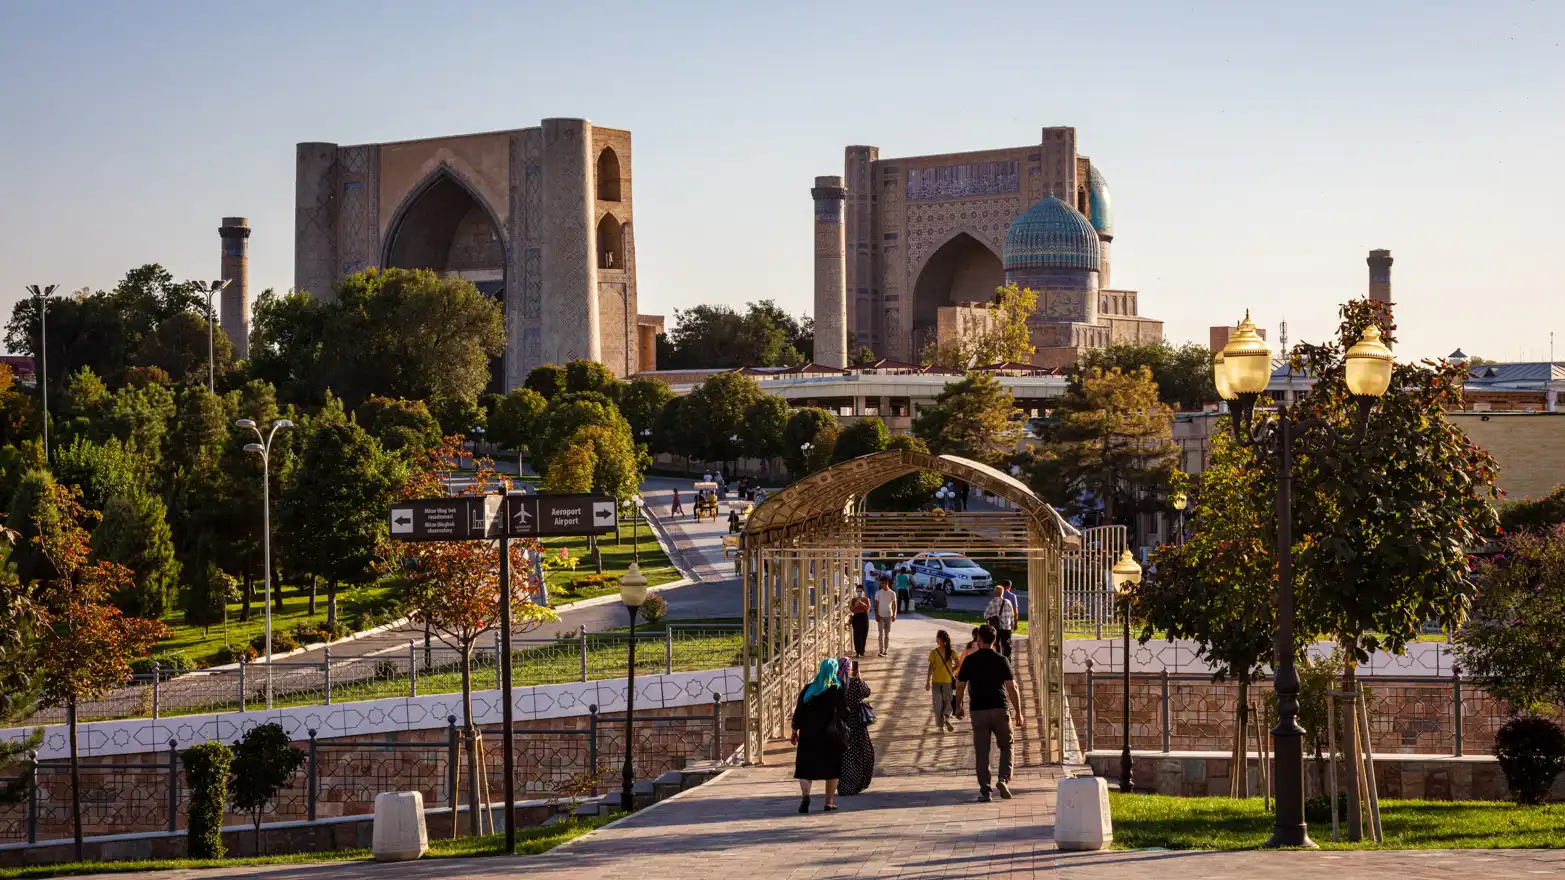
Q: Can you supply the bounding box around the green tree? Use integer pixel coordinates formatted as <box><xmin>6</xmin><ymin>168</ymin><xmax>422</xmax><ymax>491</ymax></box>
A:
<box><xmin>246</xmin><ymin>288</ymin><xmax>331</xmax><ymax>406</ymax></box>
<box><xmin>1455</xmin><ymin>526</ymin><xmax>1565</xmax><ymax>714</ymax></box>
<box><xmin>356</xmin><ymin>396</ymin><xmax>442</xmax><ymax>459</ymax></box>
<box><xmin>660</xmin><ymin>301</ymin><xmax>809</xmax><ymax>368</ymax></box>
<box><xmin>919</xmin><ymin>283</ymin><xmax>1037</xmax><ymax>368</ymax></box>
<box><xmin>565</xmin><ymin>359</ymin><xmax>619</xmax><ymax>398</ymax></box>
<box><xmin>488</xmin><ymin>387</ymin><xmax>549</xmax><ymax>454</ymax></box>
<box><xmin>134</xmin><ymin>311</ymin><xmax>235</xmax><ymax>386</ymax></box>
<box><xmin>525</xmin><ymin>364</ymin><xmax>568</xmax><ymax>400</ymax></box>
<box><xmin>56</xmin><ymin>367</ymin><xmax>111</xmax><ymax>445</ymax></box>
<box><xmin>51</xmin><ymin>436</ymin><xmax>146</xmax><ymax>512</ymax></box>
<box><xmin>680</xmin><ymin>372</ymin><xmax>763</xmax><ymax>463</ymax></box>
<box><xmin>1025</xmin><ymin>366</ymin><xmax>1179</xmax><ymax>534</ymax></box>
<box><xmin>911</xmin><ymin>372</ymin><xmax>1019</xmax><ymax>465</ymax></box>
<box><xmin>279</xmin><ymin>416</ymin><xmax>399</xmax><ymax>624</ymax></box>
<box><xmin>228</xmin><ymin>723</ymin><xmax>305</xmax><ymax>854</ymax></box>
<box><xmin>544</xmin><ymin>445</ymin><xmax>598</xmax><ymax>493</ymax></box>
<box><xmin>324</xmin><ymin>268</ymin><xmax>504</xmax><ymax>408</ymax></box>
<box><xmin>832</xmin><ymin>417</ymin><xmax>889</xmax><ymax>464</ymax></box>
<box><xmin>782</xmin><ymin>408</ymin><xmax>838</xmax><ymax>478</ymax></box>
<box><xmin>868</xmin><ymin>434</ymin><xmax>943</xmax><ymax>510</ymax></box>
<box><xmin>562</xmin><ymin>423</ymin><xmax>644</xmax><ymax>498</ymax></box>
<box><xmin>182</xmin><ymin>742</ymin><xmax>230</xmax><ymax>859</ymax></box>
<box><xmin>91</xmin><ymin>487</ymin><xmax>181</xmax><ymax>618</ymax></box>
<box><xmin>851</xmin><ymin>346</ymin><xmax>878</xmax><ymax>367</ymax></box>
<box><xmin>1079</xmin><ymin>340</ymin><xmax>1220</xmax><ymax>412</ymax></box>
<box><xmin>102</xmin><ymin>381</ymin><xmax>176</xmax><ymax>467</ymax></box>
<box><xmin>741</xmin><ymin>395</ymin><xmax>792</xmax><ymax>467</ymax></box>
<box><xmin>532</xmin><ymin>392</ymin><xmax>623</xmax><ymax>476</ymax></box>
<box><xmin>7</xmin><ymin>470</ymin><xmax>63</xmax><ymax>585</ymax></box>
<box><xmin>182</xmin><ymin>558</ymin><xmax>238</xmax><ymax>631</ymax></box>
<box><xmin>618</xmin><ymin>377</ymin><xmax>674</xmax><ymax>442</ymax></box>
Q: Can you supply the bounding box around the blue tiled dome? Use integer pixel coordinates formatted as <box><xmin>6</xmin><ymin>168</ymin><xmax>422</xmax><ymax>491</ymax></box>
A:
<box><xmin>1087</xmin><ymin>166</ymin><xmax>1112</xmax><ymax>238</ymax></box>
<box><xmin>1003</xmin><ymin>197</ymin><xmax>1101</xmax><ymax>273</ymax></box>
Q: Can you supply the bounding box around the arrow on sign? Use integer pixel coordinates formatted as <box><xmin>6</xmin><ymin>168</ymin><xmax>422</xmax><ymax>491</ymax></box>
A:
<box><xmin>390</xmin><ymin>508</ymin><xmax>414</xmax><ymax>534</ymax></box>
<box><xmin>595</xmin><ymin>508</ymin><xmax>613</xmax><ymax>521</ymax></box>
<box><xmin>394</xmin><ymin>515</ymin><xmax>411</xmax><ymax>526</ymax></box>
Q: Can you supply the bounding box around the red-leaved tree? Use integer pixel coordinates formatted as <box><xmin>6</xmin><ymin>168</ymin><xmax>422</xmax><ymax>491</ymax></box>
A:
<box><xmin>32</xmin><ymin>482</ymin><xmax>167</xmax><ymax>860</ymax></box>
<box><xmin>383</xmin><ymin>437</ymin><xmax>554</xmax><ymax>836</ymax></box>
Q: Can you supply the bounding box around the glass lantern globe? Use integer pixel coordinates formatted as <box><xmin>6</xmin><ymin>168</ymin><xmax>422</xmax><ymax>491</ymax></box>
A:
<box><xmin>1212</xmin><ymin>351</ymin><xmax>1234</xmax><ymax>401</ymax></box>
<box><xmin>1221</xmin><ymin>312</ymin><xmax>1273</xmax><ymax>396</ymax></box>
<box><xmin>1344</xmin><ymin>324</ymin><xmax>1393</xmax><ymax>398</ymax></box>
<box><xmin>1110</xmin><ymin>549</ymin><xmax>1142</xmax><ymax>595</ymax></box>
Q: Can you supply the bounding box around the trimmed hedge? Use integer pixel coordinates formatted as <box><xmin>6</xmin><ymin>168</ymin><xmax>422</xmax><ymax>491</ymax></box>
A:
<box><xmin>182</xmin><ymin>741</ymin><xmax>232</xmax><ymax>858</ymax></box>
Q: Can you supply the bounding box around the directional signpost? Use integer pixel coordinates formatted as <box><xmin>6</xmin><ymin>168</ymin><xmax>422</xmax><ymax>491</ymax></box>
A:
<box><xmin>386</xmin><ymin>491</ymin><xmax>618</xmax><ymax>852</ymax></box>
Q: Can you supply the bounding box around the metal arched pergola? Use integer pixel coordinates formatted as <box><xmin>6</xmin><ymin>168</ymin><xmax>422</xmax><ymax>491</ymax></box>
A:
<box><xmin>739</xmin><ymin>448</ymin><xmax>1080</xmax><ymax>764</ymax></box>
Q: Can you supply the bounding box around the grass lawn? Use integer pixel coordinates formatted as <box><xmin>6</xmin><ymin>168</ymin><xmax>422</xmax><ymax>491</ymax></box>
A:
<box><xmin>541</xmin><ymin>523</ymin><xmax>680</xmax><ymax>604</ymax></box>
<box><xmin>1109</xmin><ymin>793</ymin><xmax>1565</xmax><ymax>850</ymax></box>
<box><xmin>0</xmin><ymin>814</ymin><xmax>618</xmax><ymax>878</ymax></box>
<box><xmin>153</xmin><ymin>582</ymin><xmax>403</xmax><ymax>666</ymax></box>
<box><xmin>918</xmin><ymin>608</ymin><xmax>1029</xmax><ymax>637</ymax></box>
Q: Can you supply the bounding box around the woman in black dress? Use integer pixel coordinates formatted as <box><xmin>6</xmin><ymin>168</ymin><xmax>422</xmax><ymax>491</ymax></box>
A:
<box><xmin>836</xmin><ymin>657</ymin><xmax>875</xmax><ymax>796</ymax></box>
<box><xmin>791</xmin><ymin>658</ymin><xmax>848</xmax><ymax>813</ymax></box>
<box><xmin>847</xmin><ymin>588</ymin><xmax>871</xmax><ymax>657</ymax></box>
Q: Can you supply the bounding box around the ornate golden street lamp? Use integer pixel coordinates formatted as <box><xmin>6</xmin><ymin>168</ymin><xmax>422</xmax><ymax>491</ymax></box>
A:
<box><xmin>1110</xmin><ymin>549</ymin><xmax>1142</xmax><ymax>793</ymax></box>
<box><xmin>1215</xmin><ymin>312</ymin><xmax>1392</xmax><ymax>848</ymax></box>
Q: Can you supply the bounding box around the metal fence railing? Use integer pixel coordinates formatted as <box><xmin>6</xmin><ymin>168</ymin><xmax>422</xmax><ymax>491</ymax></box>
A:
<box><xmin>24</xmin><ymin>625</ymin><xmax>742</xmax><ymax>725</ymax></box>
<box><xmin>1061</xmin><ymin>525</ymin><xmax>1126</xmax><ymax>637</ymax></box>
<box><xmin>1072</xmin><ymin>663</ymin><xmax>1534</xmax><ymax>757</ymax></box>
<box><xmin>3</xmin><ymin>694</ymin><xmax>731</xmax><ymax>845</ymax></box>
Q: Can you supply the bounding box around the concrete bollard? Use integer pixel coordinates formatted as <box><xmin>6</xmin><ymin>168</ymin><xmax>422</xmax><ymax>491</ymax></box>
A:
<box><xmin>371</xmin><ymin>791</ymin><xmax>428</xmax><ymax>862</ymax></box>
<box><xmin>1055</xmin><ymin>775</ymin><xmax>1113</xmax><ymax>851</ymax></box>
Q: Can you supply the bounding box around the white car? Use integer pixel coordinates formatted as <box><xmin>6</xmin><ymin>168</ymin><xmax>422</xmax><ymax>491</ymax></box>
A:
<box><xmin>906</xmin><ymin>552</ymin><xmax>994</xmax><ymax>594</ymax></box>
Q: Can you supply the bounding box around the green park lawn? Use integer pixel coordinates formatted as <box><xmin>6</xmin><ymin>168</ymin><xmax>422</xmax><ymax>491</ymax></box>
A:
<box><xmin>1109</xmin><ymin>793</ymin><xmax>1565</xmax><ymax>850</ymax></box>
<box><xmin>153</xmin><ymin>582</ymin><xmax>403</xmax><ymax>666</ymax></box>
<box><xmin>0</xmin><ymin>815</ymin><xmax>618</xmax><ymax>878</ymax></box>
<box><xmin>540</xmin><ymin>524</ymin><xmax>680</xmax><ymax>603</ymax></box>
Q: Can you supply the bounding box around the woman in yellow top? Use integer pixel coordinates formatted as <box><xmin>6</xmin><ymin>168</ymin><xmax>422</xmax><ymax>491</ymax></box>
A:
<box><xmin>924</xmin><ymin>630</ymin><xmax>960</xmax><ymax>732</ymax></box>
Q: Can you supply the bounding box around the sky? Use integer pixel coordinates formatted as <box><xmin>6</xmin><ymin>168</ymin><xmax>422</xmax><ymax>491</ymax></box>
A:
<box><xmin>1</xmin><ymin>0</ymin><xmax>1561</xmax><ymax>363</ymax></box>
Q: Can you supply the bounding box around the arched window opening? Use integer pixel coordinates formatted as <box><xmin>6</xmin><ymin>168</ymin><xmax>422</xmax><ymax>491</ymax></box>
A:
<box><xmin>598</xmin><ymin>214</ymin><xmax>624</xmax><ymax>269</ymax></box>
<box><xmin>596</xmin><ymin>148</ymin><xmax>622</xmax><ymax>202</ymax></box>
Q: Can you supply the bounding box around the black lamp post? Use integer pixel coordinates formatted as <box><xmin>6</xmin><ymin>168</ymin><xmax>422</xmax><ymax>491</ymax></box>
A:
<box><xmin>1171</xmin><ymin>492</ymin><xmax>1187</xmax><ymax>546</ymax></box>
<box><xmin>1111</xmin><ymin>549</ymin><xmax>1141</xmax><ymax>792</ymax></box>
<box><xmin>619</xmin><ymin>562</ymin><xmax>649</xmax><ymax>813</ymax></box>
<box><xmin>1214</xmin><ymin>312</ymin><xmax>1393</xmax><ymax>849</ymax></box>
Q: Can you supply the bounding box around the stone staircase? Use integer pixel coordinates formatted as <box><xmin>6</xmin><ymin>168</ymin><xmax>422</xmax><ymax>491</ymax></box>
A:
<box><xmin>571</xmin><ymin>761</ymin><xmax>729</xmax><ymax>818</ymax></box>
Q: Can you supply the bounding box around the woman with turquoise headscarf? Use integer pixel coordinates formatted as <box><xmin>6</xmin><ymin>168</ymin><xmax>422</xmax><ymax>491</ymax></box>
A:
<box><xmin>790</xmin><ymin>657</ymin><xmax>849</xmax><ymax>813</ymax></box>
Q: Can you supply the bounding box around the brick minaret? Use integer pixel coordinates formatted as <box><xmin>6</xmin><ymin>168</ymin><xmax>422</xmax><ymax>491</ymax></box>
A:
<box><xmin>1367</xmin><ymin>249</ymin><xmax>1393</xmax><ymax>305</ymax></box>
<box><xmin>812</xmin><ymin>175</ymin><xmax>848</xmax><ymax>368</ymax></box>
<box><xmin>219</xmin><ymin>217</ymin><xmax>251</xmax><ymax>359</ymax></box>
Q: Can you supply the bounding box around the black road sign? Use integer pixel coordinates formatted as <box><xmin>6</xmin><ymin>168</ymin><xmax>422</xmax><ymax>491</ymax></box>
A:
<box><xmin>502</xmin><ymin>494</ymin><xmax>618</xmax><ymax>537</ymax></box>
<box><xmin>390</xmin><ymin>494</ymin><xmax>617</xmax><ymax>541</ymax></box>
<box><xmin>388</xmin><ymin>496</ymin><xmax>502</xmax><ymax>542</ymax></box>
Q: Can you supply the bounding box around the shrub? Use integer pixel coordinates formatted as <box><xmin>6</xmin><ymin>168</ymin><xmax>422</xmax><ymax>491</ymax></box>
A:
<box><xmin>250</xmin><ymin>630</ymin><xmax>299</xmax><ymax>656</ymax></box>
<box><xmin>130</xmin><ymin>651</ymin><xmax>193</xmax><ymax>676</ymax></box>
<box><xmin>290</xmin><ymin>620</ymin><xmax>350</xmax><ymax>646</ymax></box>
<box><xmin>567</xmin><ymin>574</ymin><xmax>609</xmax><ymax>593</ymax></box>
<box><xmin>182</xmin><ymin>741</ymin><xmax>232</xmax><ymax>858</ymax></box>
<box><xmin>1495</xmin><ymin>716</ymin><xmax>1565</xmax><ymax>805</ymax></box>
<box><xmin>640</xmin><ymin>592</ymin><xmax>668</xmax><ymax>625</ymax></box>
<box><xmin>1304</xmin><ymin>792</ymin><xmax>1349</xmax><ymax>824</ymax></box>
<box><xmin>230</xmin><ymin>723</ymin><xmax>306</xmax><ymax>854</ymax></box>
<box><xmin>208</xmin><ymin>643</ymin><xmax>257</xmax><ymax>666</ymax></box>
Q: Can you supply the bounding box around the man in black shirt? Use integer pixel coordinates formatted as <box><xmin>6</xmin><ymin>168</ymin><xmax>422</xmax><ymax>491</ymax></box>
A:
<box><xmin>954</xmin><ymin>625</ymin><xmax>1025</xmax><ymax>802</ymax></box>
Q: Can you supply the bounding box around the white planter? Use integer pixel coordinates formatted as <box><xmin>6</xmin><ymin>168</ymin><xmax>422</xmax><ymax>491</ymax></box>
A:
<box><xmin>371</xmin><ymin>791</ymin><xmax>428</xmax><ymax>862</ymax></box>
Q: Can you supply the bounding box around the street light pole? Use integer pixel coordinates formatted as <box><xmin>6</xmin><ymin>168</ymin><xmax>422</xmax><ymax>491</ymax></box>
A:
<box><xmin>237</xmin><ymin>417</ymin><xmax>295</xmax><ymax>709</ymax></box>
<box><xmin>619</xmin><ymin>563</ymin><xmax>649</xmax><ymax>813</ymax></box>
<box><xmin>195</xmin><ymin>279</ymin><xmax>231</xmax><ymax>393</ymax></box>
<box><xmin>24</xmin><ymin>285</ymin><xmax>56</xmax><ymax>461</ymax></box>
<box><xmin>1216</xmin><ymin>313</ymin><xmax>1392</xmax><ymax>849</ymax></box>
<box><xmin>1111</xmin><ymin>550</ymin><xmax>1142</xmax><ymax>793</ymax></box>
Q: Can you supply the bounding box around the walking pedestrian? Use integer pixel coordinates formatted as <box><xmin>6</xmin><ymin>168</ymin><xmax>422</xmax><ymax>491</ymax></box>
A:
<box><xmin>670</xmin><ymin>489</ymin><xmax>684</xmax><ymax>517</ymax></box>
<box><xmin>728</xmin><ymin>508</ymin><xmax>742</xmax><ymax>534</ymax></box>
<box><xmin>873</xmin><ymin>576</ymin><xmax>897</xmax><ymax>656</ymax></box>
<box><xmin>836</xmin><ymin>657</ymin><xmax>875</xmax><ymax>796</ymax></box>
<box><xmin>925</xmin><ymin>630</ymin><xmax>959</xmax><ymax>732</ymax></box>
<box><xmin>847</xmin><ymin>586</ymin><xmax>871</xmax><ymax>657</ymax></box>
<box><xmin>894</xmin><ymin>564</ymin><xmax>913</xmax><ymax>613</ymax></box>
<box><xmin>862</xmin><ymin>558</ymin><xmax>878</xmax><ymax>586</ymax></box>
<box><xmin>985</xmin><ymin>586</ymin><xmax>1017</xmax><ymax>659</ymax></box>
<box><xmin>791</xmin><ymin>658</ymin><xmax>848</xmax><ymax>813</ymax></box>
<box><xmin>954</xmin><ymin>625</ymin><xmax>1025</xmax><ymax>802</ymax></box>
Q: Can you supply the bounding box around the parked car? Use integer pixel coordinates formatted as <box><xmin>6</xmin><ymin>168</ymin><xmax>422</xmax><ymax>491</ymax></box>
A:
<box><xmin>906</xmin><ymin>552</ymin><xmax>994</xmax><ymax>594</ymax></box>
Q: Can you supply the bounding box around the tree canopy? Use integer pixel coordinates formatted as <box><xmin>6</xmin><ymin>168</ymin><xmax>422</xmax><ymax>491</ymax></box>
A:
<box><xmin>658</xmin><ymin>301</ymin><xmax>812</xmax><ymax>369</ymax></box>
<box><xmin>911</xmin><ymin>372</ymin><xmax>1019</xmax><ymax>465</ymax></box>
<box><xmin>1077</xmin><ymin>340</ymin><xmax>1219</xmax><ymax>412</ymax></box>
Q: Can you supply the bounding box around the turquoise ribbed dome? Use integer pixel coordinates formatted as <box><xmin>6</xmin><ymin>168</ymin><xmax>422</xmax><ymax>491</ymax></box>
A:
<box><xmin>1087</xmin><ymin>166</ymin><xmax>1112</xmax><ymax>237</ymax></box>
<box><xmin>1002</xmin><ymin>197</ymin><xmax>1101</xmax><ymax>273</ymax></box>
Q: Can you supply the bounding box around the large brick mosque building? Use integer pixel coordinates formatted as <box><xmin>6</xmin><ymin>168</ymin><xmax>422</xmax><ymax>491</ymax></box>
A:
<box><xmin>811</xmin><ymin>126</ymin><xmax>1163</xmax><ymax>369</ymax></box>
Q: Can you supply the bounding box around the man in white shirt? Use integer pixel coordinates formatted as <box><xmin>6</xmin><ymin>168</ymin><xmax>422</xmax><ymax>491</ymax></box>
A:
<box><xmin>863</xmin><ymin>559</ymin><xmax>878</xmax><ymax>587</ymax></box>
<box><xmin>873</xmin><ymin>577</ymin><xmax>898</xmax><ymax>656</ymax></box>
<box><xmin>984</xmin><ymin>586</ymin><xmax>1018</xmax><ymax>659</ymax></box>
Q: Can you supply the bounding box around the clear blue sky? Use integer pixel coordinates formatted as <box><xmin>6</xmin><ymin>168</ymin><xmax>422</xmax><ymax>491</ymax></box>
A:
<box><xmin>1</xmin><ymin>1</ymin><xmax>1561</xmax><ymax>361</ymax></box>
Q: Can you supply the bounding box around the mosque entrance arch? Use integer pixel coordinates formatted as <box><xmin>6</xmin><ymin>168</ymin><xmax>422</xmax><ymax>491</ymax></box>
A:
<box><xmin>910</xmin><ymin>232</ymin><xmax>1004</xmax><ymax>356</ymax></box>
<box><xmin>739</xmin><ymin>448</ymin><xmax>1077</xmax><ymax>765</ymax></box>
<box><xmin>382</xmin><ymin>167</ymin><xmax>508</xmax><ymax>390</ymax></box>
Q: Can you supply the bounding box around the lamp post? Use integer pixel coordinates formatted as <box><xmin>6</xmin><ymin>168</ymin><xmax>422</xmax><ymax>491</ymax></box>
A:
<box><xmin>193</xmin><ymin>279</ymin><xmax>231</xmax><ymax>393</ymax></box>
<box><xmin>619</xmin><ymin>562</ymin><xmax>649</xmax><ymax>812</ymax></box>
<box><xmin>1215</xmin><ymin>311</ymin><xmax>1392</xmax><ymax>849</ymax></box>
<box><xmin>1111</xmin><ymin>549</ymin><xmax>1141</xmax><ymax>792</ymax></box>
<box><xmin>1171</xmin><ymin>492</ymin><xmax>1188</xmax><ymax>546</ymax></box>
<box><xmin>624</xmin><ymin>494</ymin><xmax>643</xmax><ymax>563</ymax></box>
<box><xmin>24</xmin><ymin>285</ymin><xmax>57</xmax><ymax>461</ymax></box>
<box><xmin>236</xmin><ymin>417</ymin><xmax>294</xmax><ymax>709</ymax></box>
